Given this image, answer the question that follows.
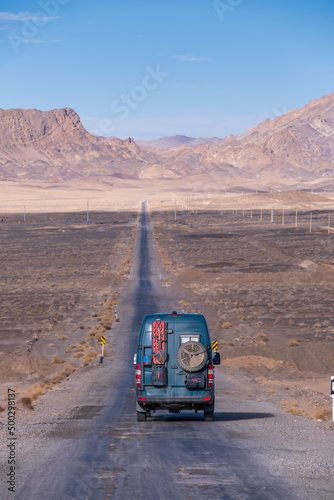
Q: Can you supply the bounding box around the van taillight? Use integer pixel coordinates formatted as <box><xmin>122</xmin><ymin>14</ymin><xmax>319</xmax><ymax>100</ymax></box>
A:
<box><xmin>136</xmin><ymin>363</ymin><xmax>142</xmax><ymax>387</ymax></box>
<box><xmin>208</xmin><ymin>363</ymin><xmax>214</xmax><ymax>387</ymax></box>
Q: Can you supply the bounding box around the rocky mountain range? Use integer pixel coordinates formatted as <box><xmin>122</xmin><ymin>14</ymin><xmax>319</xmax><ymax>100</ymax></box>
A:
<box><xmin>0</xmin><ymin>91</ymin><xmax>333</xmax><ymax>189</ymax></box>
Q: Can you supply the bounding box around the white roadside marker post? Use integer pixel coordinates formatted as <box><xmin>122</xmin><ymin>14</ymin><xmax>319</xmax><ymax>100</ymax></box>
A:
<box><xmin>331</xmin><ymin>376</ymin><xmax>334</xmax><ymax>421</ymax></box>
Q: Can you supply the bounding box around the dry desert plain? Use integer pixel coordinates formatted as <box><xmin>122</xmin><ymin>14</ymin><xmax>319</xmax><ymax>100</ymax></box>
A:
<box><xmin>1</xmin><ymin>188</ymin><xmax>334</xmax><ymax>424</ymax></box>
<box><xmin>0</xmin><ymin>208</ymin><xmax>138</xmax><ymax>409</ymax></box>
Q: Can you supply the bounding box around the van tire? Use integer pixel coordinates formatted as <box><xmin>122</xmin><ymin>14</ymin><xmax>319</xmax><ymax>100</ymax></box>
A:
<box><xmin>137</xmin><ymin>411</ymin><xmax>147</xmax><ymax>422</ymax></box>
<box><xmin>203</xmin><ymin>411</ymin><xmax>214</xmax><ymax>421</ymax></box>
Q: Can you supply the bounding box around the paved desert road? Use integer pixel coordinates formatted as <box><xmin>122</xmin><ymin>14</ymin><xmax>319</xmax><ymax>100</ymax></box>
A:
<box><xmin>15</xmin><ymin>203</ymin><xmax>319</xmax><ymax>500</ymax></box>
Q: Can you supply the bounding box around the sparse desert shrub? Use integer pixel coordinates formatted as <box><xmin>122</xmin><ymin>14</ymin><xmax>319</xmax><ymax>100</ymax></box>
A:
<box><xmin>268</xmin><ymin>389</ymin><xmax>276</xmax><ymax>394</ymax></box>
<box><xmin>226</xmin><ymin>341</ymin><xmax>234</xmax><ymax>347</ymax></box>
<box><xmin>281</xmin><ymin>400</ymin><xmax>306</xmax><ymax>416</ymax></box>
<box><xmin>75</xmin><ymin>345</ymin><xmax>84</xmax><ymax>351</ymax></box>
<box><xmin>288</xmin><ymin>340</ymin><xmax>300</xmax><ymax>347</ymax></box>
<box><xmin>18</xmin><ymin>383</ymin><xmax>51</xmax><ymax>408</ymax></box>
<box><xmin>83</xmin><ymin>352</ymin><xmax>97</xmax><ymax>366</ymax></box>
<box><xmin>222</xmin><ymin>322</ymin><xmax>233</xmax><ymax>329</ymax></box>
<box><xmin>30</xmin><ymin>383</ymin><xmax>48</xmax><ymax>400</ymax></box>
<box><xmin>73</xmin><ymin>352</ymin><xmax>84</xmax><ymax>359</ymax></box>
<box><xmin>312</xmin><ymin>408</ymin><xmax>332</xmax><ymax>421</ymax></box>
<box><xmin>20</xmin><ymin>397</ymin><xmax>34</xmax><ymax>410</ymax></box>
<box><xmin>51</xmin><ymin>365</ymin><xmax>76</xmax><ymax>384</ymax></box>
<box><xmin>53</xmin><ymin>356</ymin><xmax>65</xmax><ymax>364</ymax></box>
<box><xmin>286</xmin><ymin>407</ymin><xmax>307</xmax><ymax>417</ymax></box>
<box><xmin>61</xmin><ymin>365</ymin><xmax>76</xmax><ymax>378</ymax></box>
<box><xmin>65</xmin><ymin>348</ymin><xmax>72</xmax><ymax>353</ymax></box>
<box><xmin>0</xmin><ymin>405</ymin><xmax>5</xmax><ymax>412</ymax></box>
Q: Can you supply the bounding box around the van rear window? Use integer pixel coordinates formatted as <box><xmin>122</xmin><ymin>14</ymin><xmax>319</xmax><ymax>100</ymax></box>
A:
<box><xmin>180</xmin><ymin>334</ymin><xmax>200</xmax><ymax>345</ymax></box>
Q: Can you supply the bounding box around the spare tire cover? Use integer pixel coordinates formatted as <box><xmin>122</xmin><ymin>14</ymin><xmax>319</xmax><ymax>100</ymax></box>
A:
<box><xmin>177</xmin><ymin>341</ymin><xmax>208</xmax><ymax>373</ymax></box>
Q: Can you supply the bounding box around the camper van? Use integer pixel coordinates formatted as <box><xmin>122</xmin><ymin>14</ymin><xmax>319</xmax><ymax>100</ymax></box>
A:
<box><xmin>134</xmin><ymin>311</ymin><xmax>220</xmax><ymax>421</ymax></box>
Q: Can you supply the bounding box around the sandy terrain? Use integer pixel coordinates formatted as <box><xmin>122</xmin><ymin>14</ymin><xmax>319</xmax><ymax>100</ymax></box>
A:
<box><xmin>2</xmin><ymin>179</ymin><xmax>334</xmax><ymax>216</ymax></box>
<box><xmin>150</xmin><ymin>207</ymin><xmax>334</xmax><ymax>421</ymax></box>
<box><xmin>0</xmin><ymin>210</ymin><xmax>138</xmax><ymax>409</ymax></box>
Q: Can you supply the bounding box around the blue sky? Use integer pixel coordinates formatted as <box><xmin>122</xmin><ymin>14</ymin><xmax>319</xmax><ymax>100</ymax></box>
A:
<box><xmin>0</xmin><ymin>0</ymin><xmax>333</xmax><ymax>140</ymax></box>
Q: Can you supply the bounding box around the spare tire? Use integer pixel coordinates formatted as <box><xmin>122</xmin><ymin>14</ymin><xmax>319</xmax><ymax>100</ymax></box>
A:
<box><xmin>177</xmin><ymin>341</ymin><xmax>208</xmax><ymax>373</ymax></box>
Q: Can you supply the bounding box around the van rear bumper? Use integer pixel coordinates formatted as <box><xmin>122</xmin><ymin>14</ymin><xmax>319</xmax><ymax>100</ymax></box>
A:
<box><xmin>136</xmin><ymin>394</ymin><xmax>214</xmax><ymax>413</ymax></box>
<box><xmin>139</xmin><ymin>395</ymin><xmax>212</xmax><ymax>403</ymax></box>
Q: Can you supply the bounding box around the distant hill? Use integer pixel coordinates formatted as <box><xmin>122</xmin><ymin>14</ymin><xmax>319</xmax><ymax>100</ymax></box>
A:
<box><xmin>0</xmin><ymin>108</ymin><xmax>157</xmax><ymax>181</ymax></box>
<box><xmin>151</xmin><ymin>91</ymin><xmax>334</xmax><ymax>186</ymax></box>
<box><xmin>136</xmin><ymin>135</ymin><xmax>221</xmax><ymax>150</ymax></box>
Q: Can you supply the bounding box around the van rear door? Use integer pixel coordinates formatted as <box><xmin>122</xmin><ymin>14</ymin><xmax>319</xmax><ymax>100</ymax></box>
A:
<box><xmin>168</xmin><ymin>317</ymin><xmax>208</xmax><ymax>390</ymax></box>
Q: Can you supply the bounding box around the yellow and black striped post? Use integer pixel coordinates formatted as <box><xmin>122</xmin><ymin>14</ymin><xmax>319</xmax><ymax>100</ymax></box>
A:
<box><xmin>100</xmin><ymin>336</ymin><xmax>106</xmax><ymax>363</ymax></box>
<box><xmin>212</xmin><ymin>340</ymin><xmax>218</xmax><ymax>351</ymax></box>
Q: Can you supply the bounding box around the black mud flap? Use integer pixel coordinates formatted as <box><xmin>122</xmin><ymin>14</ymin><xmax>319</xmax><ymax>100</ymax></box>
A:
<box><xmin>184</xmin><ymin>373</ymin><xmax>205</xmax><ymax>389</ymax></box>
<box><xmin>151</xmin><ymin>365</ymin><xmax>168</xmax><ymax>386</ymax></box>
